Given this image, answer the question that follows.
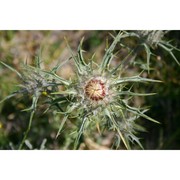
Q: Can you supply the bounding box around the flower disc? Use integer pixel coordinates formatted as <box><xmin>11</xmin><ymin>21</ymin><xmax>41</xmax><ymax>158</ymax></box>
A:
<box><xmin>84</xmin><ymin>77</ymin><xmax>107</xmax><ymax>101</ymax></box>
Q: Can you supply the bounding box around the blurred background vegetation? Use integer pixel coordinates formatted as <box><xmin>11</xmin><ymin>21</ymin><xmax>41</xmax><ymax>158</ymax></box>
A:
<box><xmin>0</xmin><ymin>30</ymin><xmax>180</xmax><ymax>150</ymax></box>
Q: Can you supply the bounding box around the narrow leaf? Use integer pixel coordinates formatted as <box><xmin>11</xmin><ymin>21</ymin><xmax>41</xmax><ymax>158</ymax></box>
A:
<box><xmin>74</xmin><ymin>116</ymin><xmax>87</xmax><ymax>149</ymax></box>
<box><xmin>41</xmin><ymin>70</ymin><xmax>70</xmax><ymax>86</ymax></box>
<box><xmin>100</xmin><ymin>31</ymin><xmax>122</xmax><ymax>71</ymax></box>
<box><xmin>0</xmin><ymin>93</ymin><xmax>17</xmax><ymax>104</ymax></box>
<box><xmin>64</xmin><ymin>37</ymin><xmax>85</xmax><ymax>75</ymax></box>
<box><xmin>114</xmin><ymin>76</ymin><xmax>162</xmax><ymax>85</ymax></box>
<box><xmin>159</xmin><ymin>43</ymin><xmax>180</xmax><ymax>66</ymax></box>
<box><xmin>104</xmin><ymin>108</ymin><xmax>130</xmax><ymax>149</ymax></box>
<box><xmin>51</xmin><ymin>90</ymin><xmax>77</xmax><ymax>95</ymax></box>
<box><xmin>0</xmin><ymin>61</ymin><xmax>22</xmax><ymax>78</ymax></box>
<box><xmin>56</xmin><ymin>115</ymin><xmax>68</xmax><ymax>138</ymax></box>
<box><xmin>123</xmin><ymin>102</ymin><xmax>160</xmax><ymax>124</ymax></box>
<box><xmin>143</xmin><ymin>43</ymin><xmax>151</xmax><ymax>73</ymax></box>
<box><xmin>78</xmin><ymin>37</ymin><xmax>87</xmax><ymax>66</ymax></box>
<box><xmin>118</xmin><ymin>91</ymin><xmax>156</xmax><ymax>96</ymax></box>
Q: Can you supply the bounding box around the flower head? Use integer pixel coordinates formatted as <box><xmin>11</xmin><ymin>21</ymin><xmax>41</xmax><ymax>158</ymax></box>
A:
<box><xmin>84</xmin><ymin>76</ymin><xmax>107</xmax><ymax>101</ymax></box>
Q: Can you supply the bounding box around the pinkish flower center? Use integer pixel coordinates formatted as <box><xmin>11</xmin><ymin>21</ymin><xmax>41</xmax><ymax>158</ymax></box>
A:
<box><xmin>84</xmin><ymin>77</ymin><xmax>107</xmax><ymax>101</ymax></box>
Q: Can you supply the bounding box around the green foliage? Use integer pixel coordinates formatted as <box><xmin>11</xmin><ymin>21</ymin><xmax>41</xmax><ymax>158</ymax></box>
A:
<box><xmin>0</xmin><ymin>30</ymin><xmax>179</xmax><ymax>150</ymax></box>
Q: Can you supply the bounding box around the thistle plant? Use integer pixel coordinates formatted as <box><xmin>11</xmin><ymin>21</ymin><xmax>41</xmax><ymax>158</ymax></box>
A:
<box><xmin>1</xmin><ymin>31</ymin><xmax>165</xmax><ymax>150</ymax></box>
<box><xmin>120</xmin><ymin>30</ymin><xmax>180</xmax><ymax>72</ymax></box>
<box><xmin>0</xmin><ymin>59</ymin><xmax>63</xmax><ymax>149</ymax></box>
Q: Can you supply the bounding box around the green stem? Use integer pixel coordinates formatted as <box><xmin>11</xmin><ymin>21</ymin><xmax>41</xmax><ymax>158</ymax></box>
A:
<box><xmin>18</xmin><ymin>96</ymin><xmax>38</xmax><ymax>150</ymax></box>
<box><xmin>18</xmin><ymin>110</ymin><xmax>35</xmax><ymax>150</ymax></box>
